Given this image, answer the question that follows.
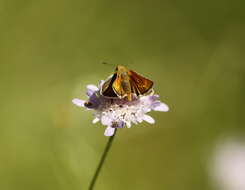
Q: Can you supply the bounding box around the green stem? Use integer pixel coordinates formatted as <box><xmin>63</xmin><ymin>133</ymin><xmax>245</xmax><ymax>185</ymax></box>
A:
<box><xmin>88</xmin><ymin>129</ymin><xmax>117</xmax><ymax>190</ymax></box>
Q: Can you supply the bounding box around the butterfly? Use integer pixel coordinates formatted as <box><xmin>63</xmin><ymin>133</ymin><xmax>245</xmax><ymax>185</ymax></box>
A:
<box><xmin>101</xmin><ymin>65</ymin><xmax>154</xmax><ymax>101</ymax></box>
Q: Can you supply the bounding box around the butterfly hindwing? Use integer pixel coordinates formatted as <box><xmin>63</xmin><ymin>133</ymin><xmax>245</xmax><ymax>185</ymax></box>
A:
<box><xmin>101</xmin><ymin>73</ymin><xmax>118</xmax><ymax>97</ymax></box>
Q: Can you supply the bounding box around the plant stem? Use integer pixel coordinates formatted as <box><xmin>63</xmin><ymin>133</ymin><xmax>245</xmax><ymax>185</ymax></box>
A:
<box><xmin>88</xmin><ymin>129</ymin><xmax>117</xmax><ymax>190</ymax></box>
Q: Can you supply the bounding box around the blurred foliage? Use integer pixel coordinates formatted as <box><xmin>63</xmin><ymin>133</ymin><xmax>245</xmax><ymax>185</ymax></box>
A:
<box><xmin>0</xmin><ymin>0</ymin><xmax>244</xmax><ymax>189</ymax></box>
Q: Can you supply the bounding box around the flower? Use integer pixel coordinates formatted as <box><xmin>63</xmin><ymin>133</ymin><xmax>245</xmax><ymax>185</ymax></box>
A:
<box><xmin>72</xmin><ymin>81</ymin><xmax>169</xmax><ymax>136</ymax></box>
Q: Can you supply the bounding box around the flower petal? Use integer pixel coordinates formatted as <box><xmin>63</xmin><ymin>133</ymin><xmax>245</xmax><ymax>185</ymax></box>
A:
<box><xmin>142</xmin><ymin>107</ymin><xmax>151</xmax><ymax>113</ymax></box>
<box><xmin>92</xmin><ymin>118</ymin><xmax>100</xmax><ymax>124</ymax></box>
<box><xmin>101</xmin><ymin>115</ymin><xmax>111</xmax><ymax>126</ymax></box>
<box><xmin>126</xmin><ymin>121</ymin><xmax>132</xmax><ymax>128</ymax></box>
<box><xmin>86</xmin><ymin>85</ymin><xmax>99</xmax><ymax>96</ymax></box>
<box><xmin>104</xmin><ymin>127</ymin><xmax>115</xmax><ymax>136</ymax></box>
<box><xmin>153</xmin><ymin>103</ymin><xmax>169</xmax><ymax>112</ymax></box>
<box><xmin>117</xmin><ymin>120</ymin><xmax>125</xmax><ymax>128</ymax></box>
<box><xmin>137</xmin><ymin>118</ymin><xmax>143</xmax><ymax>123</ymax></box>
<box><xmin>72</xmin><ymin>98</ymin><xmax>85</xmax><ymax>107</ymax></box>
<box><xmin>87</xmin><ymin>84</ymin><xmax>99</xmax><ymax>91</ymax></box>
<box><xmin>143</xmin><ymin>115</ymin><xmax>155</xmax><ymax>124</ymax></box>
<box><xmin>141</xmin><ymin>95</ymin><xmax>159</xmax><ymax>104</ymax></box>
<box><xmin>86</xmin><ymin>94</ymin><xmax>100</xmax><ymax>109</ymax></box>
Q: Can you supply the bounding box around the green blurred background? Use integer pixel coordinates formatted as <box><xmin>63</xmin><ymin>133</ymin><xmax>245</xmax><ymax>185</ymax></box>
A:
<box><xmin>0</xmin><ymin>0</ymin><xmax>245</xmax><ymax>189</ymax></box>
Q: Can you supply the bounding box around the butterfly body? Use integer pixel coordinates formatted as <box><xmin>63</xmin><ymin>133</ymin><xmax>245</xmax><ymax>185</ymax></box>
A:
<box><xmin>101</xmin><ymin>65</ymin><xmax>153</xmax><ymax>101</ymax></box>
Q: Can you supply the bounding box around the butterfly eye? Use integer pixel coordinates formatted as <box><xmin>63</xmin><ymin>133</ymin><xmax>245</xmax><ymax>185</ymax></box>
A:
<box><xmin>115</xmin><ymin>67</ymin><xmax>118</xmax><ymax>71</ymax></box>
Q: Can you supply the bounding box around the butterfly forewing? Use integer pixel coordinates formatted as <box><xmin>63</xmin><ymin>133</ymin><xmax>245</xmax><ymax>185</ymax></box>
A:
<box><xmin>128</xmin><ymin>70</ymin><xmax>153</xmax><ymax>95</ymax></box>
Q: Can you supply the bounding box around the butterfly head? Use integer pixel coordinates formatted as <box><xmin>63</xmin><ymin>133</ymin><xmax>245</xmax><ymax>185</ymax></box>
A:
<box><xmin>115</xmin><ymin>65</ymin><xmax>129</xmax><ymax>79</ymax></box>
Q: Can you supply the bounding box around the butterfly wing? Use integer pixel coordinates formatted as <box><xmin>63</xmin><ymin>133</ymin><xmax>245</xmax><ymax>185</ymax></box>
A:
<box><xmin>112</xmin><ymin>73</ymin><xmax>129</xmax><ymax>98</ymax></box>
<box><xmin>128</xmin><ymin>70</ymin><xmax>153</xmax><ymax>95</ymax></box>
<box><xmin>130</xmin><ymin>81</ymin><xmax>140</xmax><ymax>96</ymax></box>
<box><xmin>101</xmin><ymin>73</ymin><xmax>118</xmax><ymax>97</ymax></box>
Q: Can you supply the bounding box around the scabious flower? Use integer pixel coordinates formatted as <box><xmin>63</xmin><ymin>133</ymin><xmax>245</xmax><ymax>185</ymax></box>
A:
<box><xmin>72</xmin><ymin>81</ymin><xmax>169</xmax><ymax>136</ymax></box>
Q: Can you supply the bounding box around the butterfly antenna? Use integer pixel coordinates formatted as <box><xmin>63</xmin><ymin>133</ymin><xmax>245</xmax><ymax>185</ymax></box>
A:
<box><xmin>101</xmin><ymin>62</ymin><xmax>116</xmax><ymax>68</ymax></box>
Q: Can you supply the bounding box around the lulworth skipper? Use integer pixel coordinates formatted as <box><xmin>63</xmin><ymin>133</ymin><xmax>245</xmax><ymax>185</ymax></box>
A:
<box><xmin>101</xmin><ymin>65</ymin><xmax>153</xmax><ymax>101</ymax></box>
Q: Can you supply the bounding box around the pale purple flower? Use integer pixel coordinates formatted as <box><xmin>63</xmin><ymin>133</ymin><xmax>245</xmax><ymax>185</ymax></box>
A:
<box><xmin>72</xmin><ymin>81</ymin><xmax>169</xmax><ymax>136</ymax></box>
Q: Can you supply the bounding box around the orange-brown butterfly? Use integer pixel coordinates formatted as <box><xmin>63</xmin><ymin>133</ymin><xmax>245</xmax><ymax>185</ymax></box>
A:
<box><xmin>101</xmin><ymin>65</ymin><xmax>154</xmax><ymax>101</ymax></box>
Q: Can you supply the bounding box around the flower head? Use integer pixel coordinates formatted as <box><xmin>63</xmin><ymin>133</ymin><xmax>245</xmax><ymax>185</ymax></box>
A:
<box><xmin>72</xmin><ymin>81</ymin><xmax>169</xmax><ymax>136</ymax></box>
